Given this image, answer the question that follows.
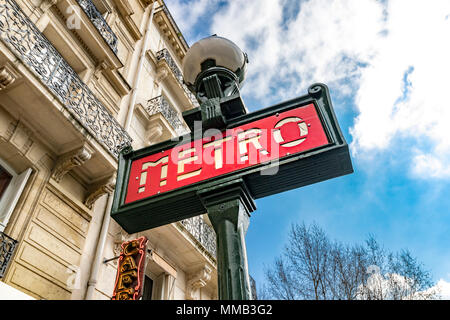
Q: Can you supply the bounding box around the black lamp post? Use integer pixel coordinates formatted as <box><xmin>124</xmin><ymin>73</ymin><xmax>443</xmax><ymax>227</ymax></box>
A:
<box><xmin>181</xmin><ymin>35</ymin><xmax>254</xmax><ymax>300</ymax></box>
<box><xmin>110</xmin><ymin>35</ymin><xmax>353</xmax><ymax>302</ymax></box>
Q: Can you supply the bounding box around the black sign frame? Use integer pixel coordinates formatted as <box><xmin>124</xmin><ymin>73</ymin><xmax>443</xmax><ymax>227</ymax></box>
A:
<box><xmin>111</xmin><ymin>83</ymin><xmax>353</xmax><ymax>233</ymax></box>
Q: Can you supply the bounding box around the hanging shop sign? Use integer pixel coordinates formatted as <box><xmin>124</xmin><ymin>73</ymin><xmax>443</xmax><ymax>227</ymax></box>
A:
<box><xmin>111</xmin><ymin>84</ymin><xmax>353</xmax><ymax>233</ymax></box>
<box><xmin>112</xmin><ymin>236</ymin><xmax>148</xmax><ymax>300</ymax></box>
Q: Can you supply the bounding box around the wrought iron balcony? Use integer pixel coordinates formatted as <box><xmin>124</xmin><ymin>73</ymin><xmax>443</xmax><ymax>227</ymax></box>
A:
<box><xmin>179</xmin><ymin>216</ymin><xmax>217</xmax><ymax>259</ymax></box>
<box><xmin>76</xmin><ymin>0</ymin><xmax>118</xmax><ymax>54</ymax></box>
<box><xmin>155</xmin><ymin>48</ymin><xmax>199</xmax><ymax>108</ymax></box>
<box><xmin>0</xmin><ymin>0</ymin><xmax>132</xmax><ymax>158</ymax></box>
<box><xmin>0</xmin><ymin>231</ymin><xmax>18</xmax><ymax>278</ymax></box>
<box><xmin>147</xmin><ymin>95</ymin><xmax>187</xmax><ymax>136</ymax></box>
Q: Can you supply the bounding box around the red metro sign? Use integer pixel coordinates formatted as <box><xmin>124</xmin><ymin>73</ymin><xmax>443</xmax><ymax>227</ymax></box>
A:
<box><xmin>125</xmin><ymin>103</ymin><xmax>328</xmax><ymax>204</ymax></box>
<box><xmin>111</xmin><ymin>84</ymin><xmax>354</xmax><ymax>233</ymax></box>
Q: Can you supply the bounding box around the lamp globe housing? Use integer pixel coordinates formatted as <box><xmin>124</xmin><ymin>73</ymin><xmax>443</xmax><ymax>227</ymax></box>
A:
<box><xmin>182</xmin><ymin>35</ymin><xmax>248</xmax><ymax>95</ymax></box>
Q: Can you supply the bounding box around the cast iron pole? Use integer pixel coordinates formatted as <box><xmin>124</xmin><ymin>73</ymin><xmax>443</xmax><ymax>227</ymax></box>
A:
<box><xmin>198</xmin><ymin>180</ymin><xmax>256</xmax><ymax>300</ymax></box>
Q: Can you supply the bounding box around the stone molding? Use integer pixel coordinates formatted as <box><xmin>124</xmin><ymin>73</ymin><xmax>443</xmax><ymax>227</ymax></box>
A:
<box><xmin>154</xmin><ymin>66</ymin><xmax>169</xmax><ymax>86</ymax></box>
<box><xmin>186</xmin><ymin>264</ymin><xmax>212</xmax><ymax>300</ymax></box>
<box><xmin>52</xmin><ymin>144</ymin><xmax>94</xmax><ymax>183</ymax></box>
<box><xmin>84</xmin><ymin>173</ymin><xmax>116</xmax><ymax>209</ymax></box>
<box><xmin>0</xmin><ymin>63</ymin><xmax>21</xmax><ymax>91</ymax></box>
<box><xmin>39</xmin><ymin>0</ymin><xmax>58</xmax><ymax>12</ymax></box>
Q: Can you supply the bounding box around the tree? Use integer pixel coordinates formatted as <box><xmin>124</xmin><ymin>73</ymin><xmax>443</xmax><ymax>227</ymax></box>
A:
<box><xmin>262</xmin><ymin>222</ymin><xmax>438</xmax><ymax>300</ymax></box>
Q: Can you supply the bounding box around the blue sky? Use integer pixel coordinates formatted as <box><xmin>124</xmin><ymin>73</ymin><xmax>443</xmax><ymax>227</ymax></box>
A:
<box><xmin>165</xmin><ymin>0</ymin><xmax>450</xmax><ymax>295</ymax></box>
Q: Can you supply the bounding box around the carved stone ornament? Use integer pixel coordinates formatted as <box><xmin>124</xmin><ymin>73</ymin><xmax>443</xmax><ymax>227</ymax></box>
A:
<box><xmin>154</xmin><ymin>67</ymin><xmax>169</xmax><ymax>85</ymax></box>
<box><xmin>84</xmin><ymin>173</ymin><xmax>116</xmax><ymax>209</ymax></box>
<box><xmin>147</xmin><ymin>124</ymin><xmax>163</xmax><ymax>143</ymax></box>
<box><xmin>140</xmin><ymin>0</ymin><xmax>155</xmax><ymax>8</ymax></box>
<box><xmin>93</xmin><ymin>60</ymin><xmax>109</xmax><ymax>80</ymax></box>
<box><xmin>52</xmin><ymin>144</ymin><xmax>94</xmax><ymax>183</ymax></box>
<box><xmin>39</xmin><ymin>0</ymin><xmax>58</xmax><ymax>12</ymax></box>
<box><xmin>186</xmin><ymin>264</ymin><xmax>212</xmax><ymax>300</ymax></box>
<box><xmin>0</xmin><ymin>63</ymin><xmax>21</xmax><ymax>90</ymax></box>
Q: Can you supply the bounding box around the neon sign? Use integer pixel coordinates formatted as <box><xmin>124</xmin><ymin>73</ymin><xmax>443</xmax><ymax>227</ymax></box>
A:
<box><xmin>112</xmin><ymin>237</ymin><xmax>148</xmax><ymax>300</ymax></box>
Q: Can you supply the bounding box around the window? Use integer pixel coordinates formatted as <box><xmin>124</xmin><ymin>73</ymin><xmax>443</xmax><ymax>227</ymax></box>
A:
<box><xmin>0</xmin><ymin>160</ymin><xmax>32</xmax><ymax>232</ymax></box>
<box><xmin>0</xmin><ymin>167</ymin><xmax>12</xmax><ymax>201</ymax></box>
<box><xmin>142</xmin><ymin>275</ymin><xmax>153</xmax><ymax>300</ymax></box>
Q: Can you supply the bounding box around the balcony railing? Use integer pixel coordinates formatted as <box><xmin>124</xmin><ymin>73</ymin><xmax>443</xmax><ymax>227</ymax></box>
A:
<box><xmin>179</xmin><ymin>216</ymin><xmax>217</xmax><ymax>259</ymax></box>
<box><xmin>76</xmin><ymin>0</ymin><xmax>118</xmax><ymax>54</ymax></box>
<box><xmin>0</xmin><ymin>231</ymin><xmax>18</xmax><ymax>278</ymax></box>
<box><xmin>147</xmin><ymin>95</ymin><xmax>187</xmax><ymax>136</ymax></box>
<box><xmin>155</xmin><ymin>48</ymin><xmax>199</xmax><ymax>108</ymax></box>
<box><xmin>0</xmin><ymin>0</ymin><xmax>132</xmax><ymax>158</ymax></box>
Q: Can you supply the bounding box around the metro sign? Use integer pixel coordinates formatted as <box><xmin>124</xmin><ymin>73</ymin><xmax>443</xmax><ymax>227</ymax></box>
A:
<box><xmin>112</xmin><ymin>84</ymin><xmax>353</xmax><ymax>233</ymax></box>
<box><xmin>125</xmin><ymin>103</ymin><xmax>327</xmax><ymax>204</ymax></box>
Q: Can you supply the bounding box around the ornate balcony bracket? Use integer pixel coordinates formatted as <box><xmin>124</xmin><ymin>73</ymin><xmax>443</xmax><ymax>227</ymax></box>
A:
<box><xmin>0</xmin><ymin>62</ymin><xmax>21</xmax><ymax>91</ymax></box>
<box><xmin>147</xmin><ymin>123</ymin><xmax>165</xmax><ymax>145</ymax></box>
<box><xmin>84</xmin><ymin>173</ymin><xmax>116</xmax><ymax>209</ymax></box>
<box><xmin>0</xmin><ymin>0</ymin><xmax>132</xmax><ymax>158</ymax></box>
<box><xmin>0</xmin><ymin>231</ymin><xmax>18</xmax><ymax>278</ymax></box>
<box><xmin>186</xmin><ymin>264</ymin><xmax>212</xmax><ymax>300</ymax></box>
<box><xmin>154</xmin><ymin>67</ymin><xmax>169</xmax><ymax>85</ymax></box>
<box><xmin>40</xmin><ymin>0</ymin><xmax>57</xmax><ymax>12</ymax></box>
<box><xmin>52</xmin><ymin>144</ymin><xmax>94</xmax><ymax>183</ymax></box>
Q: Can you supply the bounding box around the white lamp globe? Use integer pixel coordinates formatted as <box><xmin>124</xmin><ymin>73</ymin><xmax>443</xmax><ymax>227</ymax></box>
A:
<box><xmin>182</xmin><ymin>35</ymin><xmax>247</xmax><ymax>89</ymax></box>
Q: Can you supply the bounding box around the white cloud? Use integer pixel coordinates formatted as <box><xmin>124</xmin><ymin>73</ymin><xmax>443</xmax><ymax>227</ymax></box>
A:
<box><xmin>412</xmin><ymin>152</ymin><xmax>450</xmax><ymax>179</ymax></box>
<box><xmin>422</xmin><ymin>279</ymin><xmax>450</xmax><ymax>300</ymax></box>
<box><xmin>166</xmin><ymin>0</ymin><xmax>450</xmax><ymax>179</ymax></box>
<box><xmin>356</xmin><ymin>267</ymin><xmax>449</xmax><ymax>300</ymax></box>
<box><xmin>351</xmin><ymin>0</ymin><xmax>450</xmax><ymax>179</ymax></box>
<box><xmin>165</xmin><ymin>0</ymin><xmax>221</xmax><ymax>42</ymax></box>
<box><xmin>357</xmin><ymin>268</ymin><xmax>441</xmax><ymax>300</ymax></box>
<box><xmin>210</xmin><ymin>0</ymin><xmax>285</xmax><ymax>100</ymax></box>
<box><xmin>209</xmin><ymin>0</ymin><xmax>384</xmax><ymax>103</ymax></box>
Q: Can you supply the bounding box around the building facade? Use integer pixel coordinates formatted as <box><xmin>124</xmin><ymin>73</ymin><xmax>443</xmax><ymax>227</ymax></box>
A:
<box><xmin>0</xmin><ymin>0</ymin><xmax>218</xmax><ymax>300</ymax></box>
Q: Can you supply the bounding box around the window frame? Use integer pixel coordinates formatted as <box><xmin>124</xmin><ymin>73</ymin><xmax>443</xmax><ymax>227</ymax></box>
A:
<box><xmin>0</xmin><ymin>158</ymin><xmax>32</xmax><ymax>232</ymax></box>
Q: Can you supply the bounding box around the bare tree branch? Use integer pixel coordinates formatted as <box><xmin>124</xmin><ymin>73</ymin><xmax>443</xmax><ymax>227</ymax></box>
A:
<box><xmin>262</xmin><ymin>222</ymin><xmax>438</xmax><ymax>300</ymax></box>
